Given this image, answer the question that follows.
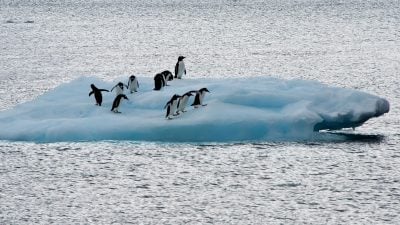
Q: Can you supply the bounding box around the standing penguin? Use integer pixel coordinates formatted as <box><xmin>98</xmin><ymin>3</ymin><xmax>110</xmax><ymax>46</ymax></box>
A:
<box><xmin>191</xmin><ymin>88</ymin><xmax>210</xmax><ymax>108</ymax></box>
<box><xmin>164</xmin><ymin>94</ymin><xmax>181</xmax><ymax>119</ymax></box>
<box><xmin>154</xmin><ymin>73</ymin><xmax>165</xmax><ymax>91</ymax></box>
<box><xmin>127</xmin><ymin>75</ymin><xmax>139</xmax><ymax>93</ymax></box>
<box><xmin>89</xmin><ymin>84</ymin><xmax>109</xmax><ymax>106</ymax></box>
<box><xmin>174</xmin><ymin>56</ymin><xmax>186</xmax><ymax>79</ymax></box>
<box><xmin>111</xmin><ymin>94</ymin><xmax>129</xmax><ymax>113</ymax></box>
<box><xmin>111</xmin><ymin>82</ymin><xmax>128</xmax><ymax>96</ymax></box>
<box><xmin>161</xmin><ymin>70</ymin><xmax>174</xmax><ymax>85</ymax></box>
<box><xmin>177</xmin><ymin>91</ymin><xmax>196</xmax><ymax>114</ymax></box>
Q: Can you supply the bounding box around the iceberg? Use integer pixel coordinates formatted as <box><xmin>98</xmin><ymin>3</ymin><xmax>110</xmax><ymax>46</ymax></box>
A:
<box><xmin>0</xmin><ymin>76</ymin><xmax>390</xmax><ymax>143</ymax></box>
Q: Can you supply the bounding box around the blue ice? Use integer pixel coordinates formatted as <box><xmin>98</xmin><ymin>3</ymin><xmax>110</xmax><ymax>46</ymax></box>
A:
<box><xmin>0</xmin><ymin>76</ymin><xmax>390</xmax><ymax>143</ymax></box>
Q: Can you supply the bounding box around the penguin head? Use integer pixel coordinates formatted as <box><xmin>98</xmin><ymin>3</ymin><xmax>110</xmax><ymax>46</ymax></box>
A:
<box><xmin>178</xmin><ymin>56</ymin><xmax>185</xmax><ymax>61</ymax></box>
<box><xmin>118</xmin><ymin>82</ymin><xmax>124</xmax><ymax>88</ymax></box>
<box><xmin>200</xmin><ymin>88</ymin><xmax>210</xmax><ymax>93</ymax></box>
<box><xmin>169</xmin><ymin>94</ymin><xmax>181</xmax><ymax>102</ymax></box>
<box><xmin>130</xmin><ymin>75</ymin><xmax>136</xmax><ymax>80</ymax></box>
<box><xmin>90</xmin><ymin>84</ymin><xmax>96</xmax><ymax>89</ymax></box>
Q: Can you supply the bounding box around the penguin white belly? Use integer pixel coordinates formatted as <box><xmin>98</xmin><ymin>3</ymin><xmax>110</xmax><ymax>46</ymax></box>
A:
<box><xmin>171</xmin><ymin>100</ymin><xmax>179</xmax><ymax>115</ymax></box>
<box><xmin>178</xmin><ymin>96</ymin><xmax>189</xmax><ymax>111</ymax></box>
<box><xmin>177</xmin><ymin>62</ymin><xmax>186</xmax><ymax>78</ymax></box>
<box><xmin>115</xmin><ymin>87</ymin><xmax>124</xmax><ymax>96</ymax></box>
<box><xmin>199</xmin><ymin>93</ymin><xmax>205</xmax><ymax>105</ymax></box>
<box><xmin>129</xmin><ymin>80</ymin><xmax>138</xmax><ymax>92</ymax></box>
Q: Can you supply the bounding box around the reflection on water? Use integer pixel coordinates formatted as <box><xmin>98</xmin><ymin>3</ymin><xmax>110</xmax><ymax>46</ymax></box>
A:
<box><xmin>1</xmin><ymin>139</ymin><xmax>399</xmax><ymax>224</ymax></box>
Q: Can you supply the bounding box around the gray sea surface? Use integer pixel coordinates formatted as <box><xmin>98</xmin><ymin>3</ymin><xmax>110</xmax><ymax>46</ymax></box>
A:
<box><xmin>1</xmin><ymin>0</ymin><xmax>399</xmax><ymax>224</ymax></box>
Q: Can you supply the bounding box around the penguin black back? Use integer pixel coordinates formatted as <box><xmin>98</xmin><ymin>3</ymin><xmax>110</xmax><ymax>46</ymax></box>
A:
<box><xmin>154</xmin><ymin>73</ymin><xmax>165</xmax><ymax>90</ymax></box>
<box><xmin>89</xmin><ymin>84</ymin><xmax>109</xmax><ymax>106</ymax></box>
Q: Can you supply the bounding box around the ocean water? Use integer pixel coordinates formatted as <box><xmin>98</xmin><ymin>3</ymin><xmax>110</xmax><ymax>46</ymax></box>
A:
<box><xmin>1</xmin><ymin>0</ymin><xmax>399</xmax><ymax>224</ymax></box>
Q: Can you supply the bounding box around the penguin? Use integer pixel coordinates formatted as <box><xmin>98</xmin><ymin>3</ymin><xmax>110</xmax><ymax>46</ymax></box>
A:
<box><xmin>164</xmin><ymin>94</ymin><xmax>181</xmax><ymax>119</ymax></box>
<box><xmin>88</xmin><ymin>84</ymin><xmax>109</xmax><ymax>106</ymax></box>
<box><xmin>111</xmin><ymin>94</ymin><xmax>129</xmax><ymax>113</ymax></box>
<box><xmin>177</xmin><ymin>91</ymin><xmax>196</xmax><ymax>114</ymax></box>
<box><xmin>191</xmin><ymin>88</ymin><xmax>210</xmax><ymax>108</ymax></box>
<box><xmin>154</xmin><ymin>73</ymin><xmax>165</xmax><ymax>91</ymax></box>
<box><xmin>111</xmin><ymin>82</ymin><xmax>128</xmax><ymax>96</ymax></box>
<box><xmin>174</xmin><ymin>56</ymin><xmax>186</xmax><ymax>79</ymax></box>
<box><xmin>127</xmin><ymin>75</ymin><xmax>139</xmax><ymax>93</ymax></box>
<box><xmin>161</xmin><ymin>70</ymin><xmax>174</xmax><ymax>85</ymax></box>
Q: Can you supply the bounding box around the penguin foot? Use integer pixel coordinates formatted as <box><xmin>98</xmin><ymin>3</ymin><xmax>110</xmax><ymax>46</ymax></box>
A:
<box><xmin>202</xmin><ymin>104</ymin><xmax>208</xmax><ymax>106</ymax></box>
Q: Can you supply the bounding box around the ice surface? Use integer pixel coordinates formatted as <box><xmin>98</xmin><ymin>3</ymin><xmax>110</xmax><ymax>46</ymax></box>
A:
<box><xmin>0</xmin><ymin>76</ymin><xmax>390</xmax><ymax>143</ymax></box>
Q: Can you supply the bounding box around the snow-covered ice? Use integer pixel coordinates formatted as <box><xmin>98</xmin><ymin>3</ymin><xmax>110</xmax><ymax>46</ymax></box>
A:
<box><xmin>0</xmin><ymin>76</ymin><xmax>390</xmax><ymax>143</ymax></box>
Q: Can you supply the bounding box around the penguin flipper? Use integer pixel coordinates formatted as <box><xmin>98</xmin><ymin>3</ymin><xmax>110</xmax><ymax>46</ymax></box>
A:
<box><xmin>89</xmin><ymin>91</ymin><xmax>94</xmax><ymax>96</ymax></box>
<box><xmin>192</xmin><ymin>94</ymin><xmax>200</xmax><ymax>106</ymax></box>
<box><xmin>166</xmin><ymin>105</ymin><xmax>170</xmax><ymax>118</ymax></box>
<box><xmin>164</xmin><ymin>102</ymin><xmax>170</xmax><ymax>109</ymax></box>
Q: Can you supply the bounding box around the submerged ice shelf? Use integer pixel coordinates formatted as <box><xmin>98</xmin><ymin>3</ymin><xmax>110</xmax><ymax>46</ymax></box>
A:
<box><xmin>0</xmin><ymin>76</ymin><xmax>390</xmax><ymax>143</ymax></box>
